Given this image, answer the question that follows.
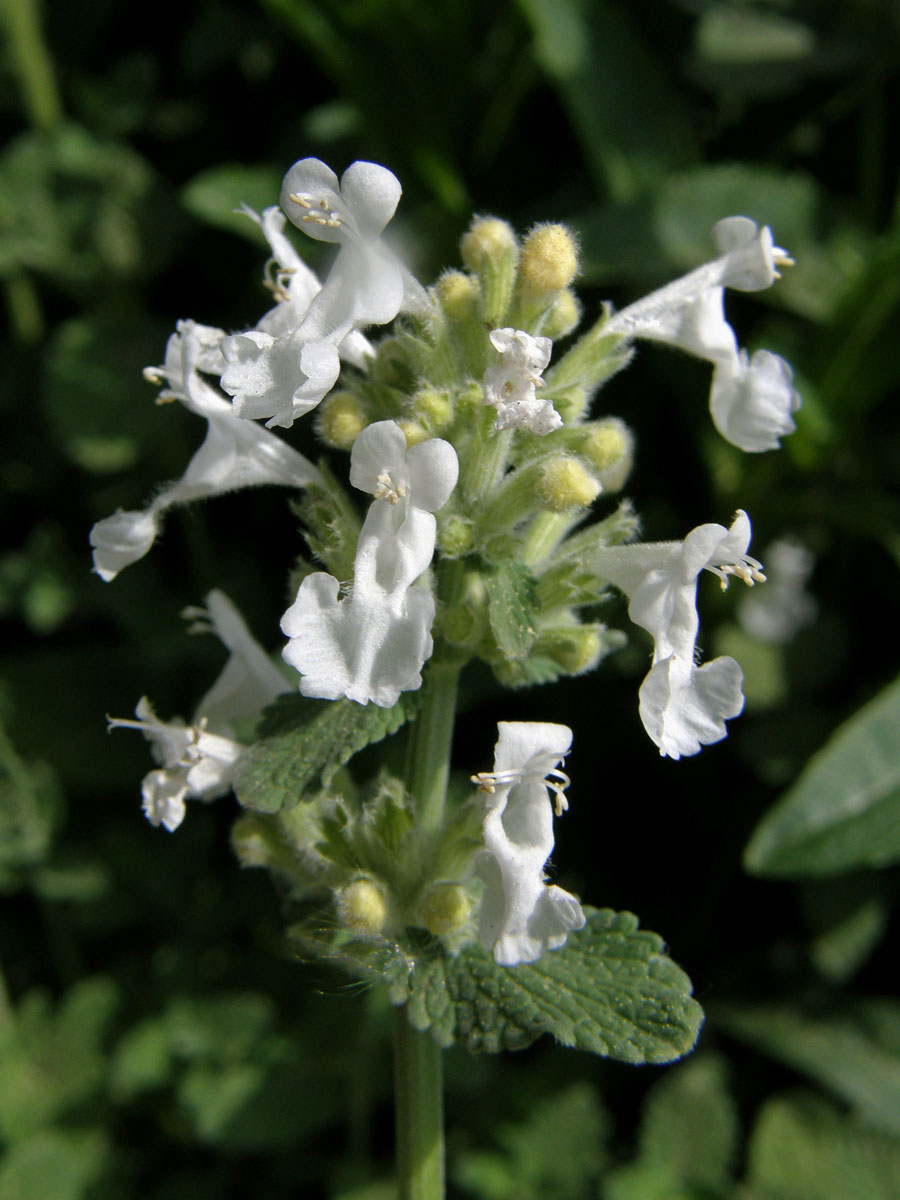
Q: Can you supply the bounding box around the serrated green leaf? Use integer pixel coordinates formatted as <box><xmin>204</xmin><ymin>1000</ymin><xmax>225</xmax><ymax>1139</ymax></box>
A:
<box><xmin>234</xmin><ymin>693</ymin><xmax>420</xmax><ymax>814</ymax></box>
<box><xmin>398</xmin><ymin>908</ymin><xmax>703</xmax><ymax>1063</ymax></box>
<box><xmin>485</xmin><ymin>562</ymin><xmax>539</xmax><ymax>661</ymax></box>
<box><xmin>716</xmin><ymin>1003</ymin><xmax>900</xmax><ymax>1135</ymax></box>
<box><xmin>744</xmin><ymin>674</ymin><xmax>900</xmax><ymax>877</ymax></box>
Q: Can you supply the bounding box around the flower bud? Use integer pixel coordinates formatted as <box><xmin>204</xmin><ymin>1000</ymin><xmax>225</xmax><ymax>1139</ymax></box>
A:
<box><xmin>580</xmin><ymin>418</ymin><xmax>634</xmax><ymax>492</ymax></box>
<box><xmin>460</xmin><ymin>217</ymin><xmax>518</xmax><ymax>271</ymax></box>
<box><xmin>537</xmin><ymin>456</ymin><xmax>601</xmax><ymax>512</ymax></box>
<box><xmin>436</xmin><ymin>270</ymin><xmax>480</xmax><ymax>321</ymax></box>
<box><xmin>411</xmin><ymin>386</ymin><xmax>453</xmax><ymax>431</ymax></box>
<box><xmin>396</xmin><ymin>417</ymin><xmax>428</xmax><ymax>447</ymax></box>
<box><xmin>438</xmin><ymin>514</ymin><xmax>475</xmax><ymax>557</ymax></box>
<box><xmin>542</xmin><ymin>625</ymin><xmax>604</xmax><ymax>675</ymax></box>
<box><xmin>519</xmin><ymin>224</ymin><xmax>579</xmax><ymax>295</ymax></box>
<box><xmin>316</xmin><ymin>391</ymin><xmax>368</xmax><ymax>450</ymax></box>
<box><xmin>336</xmin><ymin>878</ymin><xmax>388</xmax><ymax>937</ymax></box>
<box><xmin>421</xmin><ymin>883</ymin><xmax>471</xmax><ymax>935</ymax></box>
<box><xmin>542</xmin><ymin>288</ymin><xmax>581</xmax><ymax>340</ymax></box>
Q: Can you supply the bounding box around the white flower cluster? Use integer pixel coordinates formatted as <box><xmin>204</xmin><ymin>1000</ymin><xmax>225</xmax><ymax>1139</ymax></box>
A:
<box><xmin>94</xmin><ymin>153</ymin><xmax>804</xmax><ymax>967</ymax></box>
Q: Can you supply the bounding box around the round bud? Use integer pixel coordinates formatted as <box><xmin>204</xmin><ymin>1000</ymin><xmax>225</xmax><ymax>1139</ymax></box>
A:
<box><xmin>580</xmin><ymin>418</ymin><xmax>634</xmax><ymax>492</ymax></box>
<box><xmin>336</xmin><ymin>878</ymin><xmax>388</xmax><ymax>937</ymax></box>
<box><xmin>460</xmin><ymin>216</ymin><xmax>519</xmax><ymax>271</ymax></box>
<box><xmin>537</xmin><ymin>456</ymin><xmax>601</xmax><ymax>512</ymax></box>
<box><xmin>438</xmin><ymin>515</ymin><xmax>475</xmax><ymax>557</ymax></box>
<box><xmin>316</xmin><ymin>391</ymin><xmax>367</xmax><ymax>450</ymax></box>
<box><xmin>396</xmin><ymin>418</ymin><xmax>428</xmax><ymax>447</ymax></box>
<box><xmin>411</xmin><ymin>386</ymin><xmax>453</xmax><ymax>431</ymax></box>
<box><xmin>436</xmin><ymin>271</ymin><xmax>479</xmax><ymax>321</ymax></box>
<box><xmin>545</xmin><ymin>627</ymin><xmax>603</xmax><ymax>675</ymax></box>
<box><xmin>421</xmin><ymin>883</ymin><xmax>471</xmax><ymax>935</ymax></box>
<box><xmin>542</xmin><ymin>288</ymin><xmax>581</xmax><ymax>339</ymax></box>
<box><xmin>520</xmin><ymin>224</ymin><xmax>579</xmax><ymax>294</ymax></box>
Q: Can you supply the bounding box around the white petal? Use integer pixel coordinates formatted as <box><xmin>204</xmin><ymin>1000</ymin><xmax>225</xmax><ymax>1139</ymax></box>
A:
<box><xmin>639</xmin><ymin>655</ymin><xmax>745</xmax><ymax>759</ymax></box>
<box><xmin>710</xmin><ymin>349</ymin><xmax>800</xmax><ymax>452</ymax></box>
<box><xmin>90</xmin><ymin>509</ymin><xmax>159</xmax><ymax>581</ymax></box>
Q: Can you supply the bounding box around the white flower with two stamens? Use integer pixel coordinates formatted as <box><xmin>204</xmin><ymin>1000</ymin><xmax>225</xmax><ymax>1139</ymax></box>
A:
<box><xmin>473</xmin><ymin>721</ymin><xmax>585</xmax><ymax>967</ymax></box>
<box><xmin>589</xmin><ymin>511</ymin><xmax>766</xmax><ymax>759</ymax></box>
<box><xmin>221</xmin><ymin>159</ymin><xmax>426</xmax><ymax>429</ymax></box>
<box><xmin>483</xmin><ymin>328</ymin><xmax>561</xmax><ymax>435</ymax></box>
<box><xmin>281</xmin><ymin>420</ymin><xmax>458</xmax><ymax>707</ymax></box>
<box><xmin>109</xmin><ymin>591</ymin><xmax>290</xmax><ymax>831</ymax></box>
<box><xmin>89</xmin><ymin>319</ymin><xmax>321</xmax><ymax>582</ymax></box>
<box><xmin>606</xmin><ymin>217</ymin><xmax>800</xmax><ymax>452</ymax></box>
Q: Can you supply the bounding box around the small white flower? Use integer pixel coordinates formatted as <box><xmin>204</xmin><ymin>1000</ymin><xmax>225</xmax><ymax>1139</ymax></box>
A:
<box><xmin>606</xmin><ymin>217</ymin><xmax>799</xmax><ymax>452</ymax></box>
<box><xmin>90</xmin><ymin>320</ymin><xmax>321</xmax><ymax>581</ymax></box>
<box><xmin>109</xmin><ymin>592</ymin><xmax>289</xmax><ymax>831</ymax></box>
<box><xmin>591</xmin><ymin>511</ymin><xmax>765</xmax><ymax>758</ymax></box>
<box><xmin>472</xmin><ymin>721</ymin><xmax>585</xmax><ymax>966</ymax></box>
<box><xmin>483</xmin><ymin>328</ymin><xmax>561</xmax><ymax>435</ymax></box>
<box><xmin>219</xmin><ymin>159</ymin><xmax>424</xmax><ymax>429</ymax></box>
<box><xmin>281</xmin><ymin>421</ymin><xmax>458</xmax><ymax>707</ymax></box>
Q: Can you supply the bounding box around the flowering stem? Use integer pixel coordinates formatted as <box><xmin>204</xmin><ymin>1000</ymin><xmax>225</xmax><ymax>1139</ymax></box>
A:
<box><xmin>393</xmin><ymin>1007</ymin><xmax>444</xmax><ymax>1200</ymax></box>
<box><xmin>404</xmin><ymin>659</ymin><xmax>460</xmax><ymax>834</ymax></box>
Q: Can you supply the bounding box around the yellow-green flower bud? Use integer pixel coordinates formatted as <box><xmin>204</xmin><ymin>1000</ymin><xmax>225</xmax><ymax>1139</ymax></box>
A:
<box><xmin>460</xmin><ymin>216</ymin><xmax>519</xmax><ymax>271</ymax></box>
<box><xmin>436</xmin><ymin>270</ymin><xmax>479</xmax><ymax>321</ymax></box>
<box><xmin>542</xmin><ymin>288</ymin><xmax>581</xmax><ymax>339</ymax></box>
<box><xmin>520</xmin><ymin>224</ymin><xmax>579</xmax><ymax>295</ymax></box>
<box><xmin>411</xmin><ymin>386</ymin><xmax>453</xmax><ymax>431</ymax></box>
<box><xmin>537</xmin><ymin>455</ymin><xmax>601</xmax><ymax>512</ymax></box>
<box><xmin>438</xmin><ymin>515</ymin><xmax>475</xmax><ymax>557</ymax></box>
<box><xmin>336</xmin><ymin>878</ymin><xmax>388</xmax><ymax>937</ymax></box>
<box><xmin>316</xmin><ymin>391</ymin><xmax>367</xmax><ymax>450</ymax></box>
<box><xmin>543</xmin><ymin>626</ymin><xmax>604</xmax><ymax>675</ymax></box>
<box><xmin>421</xmin><ymin>883</ymin><xmax>471</xmax><ymax>935</ymax></box>
<box><xmin>455</xmin><ymin>381</ymin><xmax>484</xmax><ymax>419</ymax></box>
<box><xmin>580</xmin><ymin>418</ymin><xmax>634</xmax><ymax>492</ymax></box>
<box><xmin>396</xmin><ymin>417</ymin><xmax>428</xmax><ymax>447</ymax></box>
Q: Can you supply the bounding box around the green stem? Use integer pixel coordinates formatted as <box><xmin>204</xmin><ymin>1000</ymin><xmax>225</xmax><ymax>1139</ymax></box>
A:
<box><xmin>404</xmin><ymin>659</ymin><xmax>460</xmax><ymax>833</ymax></box>
<box><xmin>393</xmin><ymin>1007</ymin><xmax>444</xmax><ymax>1200</ymax></box>
<box><xmin>2</xmin><ymin>0</ymin><xmax>63</xmax><ymax>130</ymax></box>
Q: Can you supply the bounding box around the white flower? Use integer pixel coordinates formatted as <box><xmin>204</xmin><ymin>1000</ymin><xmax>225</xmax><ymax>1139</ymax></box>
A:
<box><xmin>219</xmin><ymin>159</ymin><xmax>424</xmax><ymax>430</ymax></box>
<box><xmin>90</xmin><ymin>320</ymin><xmax>321</xmax><ymax>581</ymax></box>
<box><xmin>472</xmin><ymin>722</ymin><xmax>585</xmax><ymax>966</ymax></box>
<box><xmin>591</xmin><ymin>511</ymin><xmax>765</xmax><ymax>759</ymax></box>
<box><xmin>483</xmin><ymin>328</ymin><xmax>561</xmax><ymax>434</ymax></box>
<box><xmin>109</xmin><ymin>591</ymin><xmax>289</xmax><ymax>831</ymax></box>
<box><xmin>281</xmin><ymin>421</ymin><xmax>458</xmax><ymax>707</ymax></box>
<box><xmin>738</xmin><ymin>537</ymin><xmax>817</xmax><ymax>644</ymax></box>
<box><xmin>606</xmin><ymin>217</ymin><xmax>799</xmax><ymax>452</ymax></box>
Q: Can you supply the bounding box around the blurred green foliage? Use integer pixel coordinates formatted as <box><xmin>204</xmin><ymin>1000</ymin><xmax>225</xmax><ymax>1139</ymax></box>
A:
<box><xmin>2</xmin><ymin>0</ymin><xmax>899</xmax><ymax>1195</ymax></box>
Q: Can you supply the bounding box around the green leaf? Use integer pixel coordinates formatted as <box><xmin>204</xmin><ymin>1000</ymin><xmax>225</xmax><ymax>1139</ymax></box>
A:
<box><xmin>715</xmin><ymin>1002</ymin><xmax>900</xmax><ymax>1136</ymax></box>
<box><xmin>398</xmin><ymin>908</ymin><xmax>703</xmax><ymax>1064</ymax></box>
<box><xmin>181</xmin><ymin>164</ymin><xmax>283</xmax><ymax>238</ymax></box>
<box><xmin>746</xmin><ymin>1092</ymin><xmax>900</xmax><ymax>1200</ymax></box>
<box><xmin>485</xmin><ymin>562</ymin><xmax>539</xmax><ymax>661</ymax></box>
<box><xmin>234</xmin><ymin>692</ymin><xmax>421</xmax><ymax>814</ymax></box>
<box><xmin>744</xmin><ymin>674</ymin><xmax>900</xmax><ymax>877</ymax></box>
<box><xmin>0</xmin><ymin>721</ymin><xmax>61</xmax><ymax>877</ymax></box>
<box><xmin>0</xmin><ymin>1129</ymin><xmax>109</xmax><ymax>1200</ymax></box>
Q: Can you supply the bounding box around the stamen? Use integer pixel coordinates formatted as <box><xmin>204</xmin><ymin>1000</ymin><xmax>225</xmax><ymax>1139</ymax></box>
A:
<box><xmin>471</xmin><ymin>765</ymin><xmax>571</xmax><ymax>815</ymax></box>
<box><xmin>717</xmin><ymin>561</ymin><xmax>767</xmax><ymax>591</ymax></box>
<box><xmin>373</xmin><ymin>470</ymin><xmax>407</xmax><ymax>505</ymax></box>
<box><xmin>288</xmin><ymin>191</ymin><xmax>343</xmax><ymax>229</ymax></box>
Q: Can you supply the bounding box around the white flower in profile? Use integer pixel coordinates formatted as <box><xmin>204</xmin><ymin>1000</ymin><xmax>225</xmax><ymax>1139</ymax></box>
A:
<box><xmin>90</xmin><ymin>319</ymin><xmax>321</xmax><ymax>581</ymax></box>
<box><xmin>483</xmin><ymin>328</ymin><xmax>561</xmax><ymax>434</ymax></box>
<box><xmin>606</xmin><ymin>217</ymin><xmax>799</xmax><ymax>452</ymax></box>
<box><xmin>281</xmin><ymin>421</ymin><xmax>458</xmax><ymax>707</ymax></box>
<box><xmin>109</xmin><ymin>591</ymin><xmax>290</xmax><ymax>831</ymax></box>
<box><xmin>590</xmin><ymin>511</ymin><xmax>766</xmax><ymax>759</ymax></box>
<box><xmin>472</xmin><ymin>722</ymin><xmax>585</xmax><ymax>967</ymax></box>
